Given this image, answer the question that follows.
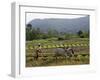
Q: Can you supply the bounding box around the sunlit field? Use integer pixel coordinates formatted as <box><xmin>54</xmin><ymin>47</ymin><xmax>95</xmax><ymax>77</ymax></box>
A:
<box><xmin>26</xmin><ymin>38</ymin><xmax>89</xmax><ymax>67</ymax></box>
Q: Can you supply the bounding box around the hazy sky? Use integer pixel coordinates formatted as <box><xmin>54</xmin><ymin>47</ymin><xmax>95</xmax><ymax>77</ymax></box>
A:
<box><xmin>26</xmin><ymin>13</ymin><xmax>87</xmax><ymax>24</ymax></box>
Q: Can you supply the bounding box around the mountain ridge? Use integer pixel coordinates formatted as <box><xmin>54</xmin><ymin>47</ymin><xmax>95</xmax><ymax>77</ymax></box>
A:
<box><xmin>27</xmin><ymin>16</ymin><xmax>89</xmax><ymax>34</ymax></box>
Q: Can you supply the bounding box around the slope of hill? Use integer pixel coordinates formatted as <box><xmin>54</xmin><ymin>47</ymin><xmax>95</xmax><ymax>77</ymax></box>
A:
<box><xmin>27</xmin><ymin>16</ymin><xmax>89</xmax><ymax>33</ymax></box>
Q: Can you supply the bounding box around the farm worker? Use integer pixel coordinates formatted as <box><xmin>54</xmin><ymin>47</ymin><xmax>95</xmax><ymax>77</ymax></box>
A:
<box><xmin>37</xmin><ymin>43</ymin><xmax>42</xmax><ymax>52</ymax></box>
<box><xmin>35</xmin><ymin>43</ymin><xmax>42</xmax><ymax>60</ymax></box>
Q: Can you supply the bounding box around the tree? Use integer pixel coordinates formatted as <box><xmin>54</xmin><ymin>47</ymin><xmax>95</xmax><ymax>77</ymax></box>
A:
<box><xmin>77</xmin><ymin>30</ymin><xmax>83</xmax><ymax>36</ymax></box>
<box><xmin>35</xmin><ymin>28</ymin><xmax>42</xmax><ymax>39</ymax></box>
<box><xmin>26</xmin><ymin>24</ymin><xmax>38</xmax><ymax>40</ymax></box>
<box><xmin>26</xmin><ymin>28</ymin><xmax>33</xmax><ymax>41</ymax></box>
<box><xmin>26</xmin><ymin>24</ymin><xmax>32</xmax><ymax>30</ymax></box>
<box><xmin>77</xmin><ymin>30</ymin><xmax>89</xmax><ymax>38</ymax></box>
<box><xmin>77</xmin><ymin>30</ymin><xmax>84</xmax><ymax>38</ymax></box>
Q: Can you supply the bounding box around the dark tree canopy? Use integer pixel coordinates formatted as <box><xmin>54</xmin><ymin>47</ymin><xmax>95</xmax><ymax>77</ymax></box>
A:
<box><xmin>77</xmin><ymin>30</ymin><xmax>83</xmax><ymax>36</ymax></box>
<box><xmin>26</xmin><ymin>24</ymin><xmax>32</xmax><ymax>30</ymax></box>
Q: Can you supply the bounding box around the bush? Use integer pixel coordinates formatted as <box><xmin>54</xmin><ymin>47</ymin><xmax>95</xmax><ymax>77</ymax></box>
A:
<box><xmin>58</xmin><ymin>37</ymin><xmax>65</xmax><ymax>40</ymax></box>
<box><xmin>80</xmin><ymin>34</ymin><xmax>85</xmax><ymax>38</ymax></box>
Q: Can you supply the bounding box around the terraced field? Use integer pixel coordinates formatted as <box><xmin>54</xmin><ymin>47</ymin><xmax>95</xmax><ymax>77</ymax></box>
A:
<box><xmin>26</xmin><ymin>38</ymin><xmax>89</xmax><ymax>67</ymax></box>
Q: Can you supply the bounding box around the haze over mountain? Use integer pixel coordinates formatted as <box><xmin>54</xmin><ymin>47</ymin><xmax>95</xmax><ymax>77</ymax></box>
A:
<box><xmin>27</xmin><ymin>16</ymin><xmax>89</xmax><ymax>34</ymax></box>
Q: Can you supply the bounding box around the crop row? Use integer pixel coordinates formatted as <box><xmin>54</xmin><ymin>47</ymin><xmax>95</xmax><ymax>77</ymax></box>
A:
<box><xmin>26</xmin><ymin>43</ymin><xmax>89</xmax><ymax>50</ymax></box>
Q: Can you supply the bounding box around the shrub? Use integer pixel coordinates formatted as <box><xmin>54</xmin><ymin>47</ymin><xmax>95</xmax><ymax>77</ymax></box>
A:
<box><xmin>58</xmin><ymin>37</ymin><xmax>65</xmax><ymax>40</ymax></box>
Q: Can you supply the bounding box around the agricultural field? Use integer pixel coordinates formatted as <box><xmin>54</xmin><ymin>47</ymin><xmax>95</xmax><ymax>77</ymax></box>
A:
<box><xmin>26</xmin><ymin>38</ymin><xmax>89</xmax><ymax>67</ymax></box>
<box><xmin>25</xmin><ymin>14</ymin><xmax>90</xmax><ymax>67</ymax></box>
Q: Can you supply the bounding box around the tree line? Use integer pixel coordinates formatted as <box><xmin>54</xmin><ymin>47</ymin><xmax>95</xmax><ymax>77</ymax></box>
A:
<box><xmin>26</xmin><ymin>24</ymin><xmax>89</xmax><ymax>41</ymax></box>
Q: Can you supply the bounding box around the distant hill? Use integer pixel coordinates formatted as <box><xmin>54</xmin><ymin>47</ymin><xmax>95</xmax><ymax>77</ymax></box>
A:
<box><xmin>27</xmin><ymin>16</ymin><xmax>89</xmax><ymax>34</ymax></box>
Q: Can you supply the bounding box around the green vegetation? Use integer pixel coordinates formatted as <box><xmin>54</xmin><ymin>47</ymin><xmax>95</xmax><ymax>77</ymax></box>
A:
<box><xmin>26</xmin><ymin>38</ymin><xmax>89</xmax><ymax>67</ymax></box>
<box><xmin>26</xmin><ymin>46</ymin><xmax>89</xmax><ymax>67</ymax></box>
<box><xmin>26</xmin><ymin>24</ymin><xmax>89</xmax><ymax>41</ymax></box>
<box><xmin>26</xmin><ymin>24</ymin><xmax>89</xmax><ymax>67</ymax></box>
<box><xmin>77</xmin><ymin>30</ymin><xmax>89</xmax><ymax>38</ymax></box>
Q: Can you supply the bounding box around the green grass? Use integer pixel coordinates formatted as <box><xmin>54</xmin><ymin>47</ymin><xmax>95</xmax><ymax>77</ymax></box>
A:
<box><xmin>26</xmin><ymin>38</ymin><xmax>89</xmax><ymax>49</ymax></box>
<box><xmin>26</xmin><ymin>53</ymin><xmax>89</xmax><ymax>67</ymax></box>
<box><xmin>26</xmin><ymin>38</ymin><xmax>89</xmax><ymax>67</ymax></box>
